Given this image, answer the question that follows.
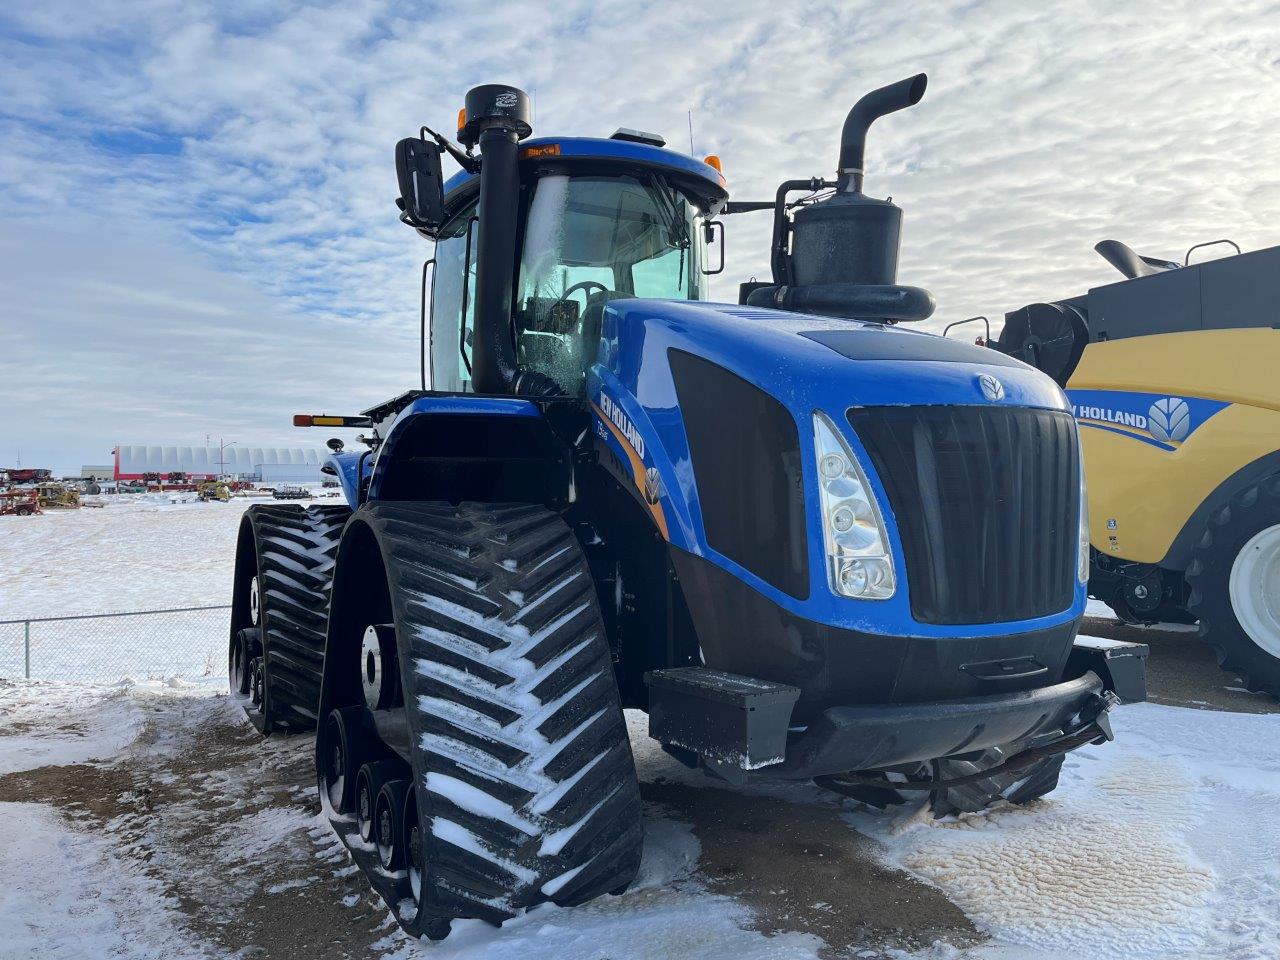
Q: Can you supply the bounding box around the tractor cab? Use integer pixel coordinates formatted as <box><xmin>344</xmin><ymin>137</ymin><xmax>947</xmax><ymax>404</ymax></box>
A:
<box><xmin>415</xmin><ymin>117</ymin><xmax>728</xmax><ymax>397</ymax></box>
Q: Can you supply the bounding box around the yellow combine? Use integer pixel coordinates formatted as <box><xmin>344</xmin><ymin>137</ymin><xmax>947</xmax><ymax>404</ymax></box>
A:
<box><xmin>993</xmin><ymin>239</ymin><xmax>1280</xmax><ymax>696</ymax></box>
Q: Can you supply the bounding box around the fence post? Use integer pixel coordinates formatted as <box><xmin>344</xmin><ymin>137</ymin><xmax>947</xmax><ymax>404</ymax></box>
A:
<box><xmin>24</xmin><ymin>620</ymin><xmax>30</xmax><ymax>679</ymax></box>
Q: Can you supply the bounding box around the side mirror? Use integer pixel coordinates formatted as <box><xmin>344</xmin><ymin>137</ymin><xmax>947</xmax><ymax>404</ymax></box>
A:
<box><xmin>395</xmin><ymin>138</ymin><xmax>445</xmax><ymax>230</ymax></box>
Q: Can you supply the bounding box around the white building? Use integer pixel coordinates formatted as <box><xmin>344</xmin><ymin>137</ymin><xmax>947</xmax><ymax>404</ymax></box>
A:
<box><xmin>113</xmin><ymin>445</ymin><xmax>327</xmax><ymax>482</ymax></box>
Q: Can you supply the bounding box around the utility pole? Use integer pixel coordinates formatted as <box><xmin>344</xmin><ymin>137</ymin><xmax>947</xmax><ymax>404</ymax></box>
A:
<box><xmin>219</xmin><ymin>438</ymin><xmax>238</xmax><ymax>479</ymax></box>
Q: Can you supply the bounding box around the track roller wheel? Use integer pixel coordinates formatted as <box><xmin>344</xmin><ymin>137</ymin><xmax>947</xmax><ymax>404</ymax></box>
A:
<box><xmin>249</xmin><ymin>658</ymin><xmax>264</xmax><ymax>709</ymax></box>
<box><xmin>403</xmin><ymin>784</ymin><xmax>423</xmax><ymax>900</ymax></box>
<box><xmin>375</xmin><ymin>779</ymin><xmax>410</xmax><ymax>871</ymax></box>
<box><xmin>356</xmin><ymin>760</ymin><xmax>405</xmax><ymax>843</ymax></box>
<box><xmin>229</xmin><ymin>627</ymin><xmax>257</xmax><ymax>696</ymax></box>
<box><xmin>318</xmin><ymin>706</ymin><xmax>376</xmax><ymax>816</ymax></box>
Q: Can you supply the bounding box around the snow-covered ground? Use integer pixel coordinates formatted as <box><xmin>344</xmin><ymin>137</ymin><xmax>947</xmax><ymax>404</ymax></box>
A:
<box><xmin>0</xmin><ymin>494</ymin><xmax>257</xmax><ymax>619</ymax></box>
<box><xmin>2</xmin><ymin>494</ymin><xmax>1279</xmax><ymax>959</ymax></box>
<box><xmin>0</xmin><ymin>493</ymin><xmax>328</xmax><ymax>682</ymax></box>
<box><xmin>2</xmin><ymin>679</ymin><xmax>1278</xmax><ymax>960</ymax></box>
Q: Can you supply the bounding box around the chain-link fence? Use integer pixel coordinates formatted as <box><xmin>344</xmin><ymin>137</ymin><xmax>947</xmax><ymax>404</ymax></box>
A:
<box><xmin>0</xmin><ymin>606</ymin><xmax>231</xmax><ymax>683</ymax></box>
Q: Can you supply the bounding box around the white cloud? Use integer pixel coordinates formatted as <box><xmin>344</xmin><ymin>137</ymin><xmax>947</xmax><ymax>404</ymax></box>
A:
<box><xmin>1</xmin><ymin>0</ymin><xmax>1278</xmax><ymax>470</ymax></box>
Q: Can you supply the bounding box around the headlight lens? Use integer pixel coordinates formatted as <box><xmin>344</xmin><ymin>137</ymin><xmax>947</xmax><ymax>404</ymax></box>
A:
<box><xmin>1077</xmin><ymin>430</ymin><xmax>1090</xmax><ymax>584</ymax></box>
<box><xmin>813</xmin><ymin>411</ymin><xmax>895</xmax><ymax>599</ymax></box>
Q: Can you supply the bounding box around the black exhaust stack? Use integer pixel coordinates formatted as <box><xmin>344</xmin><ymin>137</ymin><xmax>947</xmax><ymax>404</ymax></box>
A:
<box><xmin>459</xmin><ymin>84</ymin><xmax>533</xmax><ymax>395</ymax></box>
<box><xmin>746</xmin><ymin>74</ymin><xmax>934</xmax><ymax>322</ymax></box>
<box><xmin>837</xmin><ymin>73</ymin><xmax>927</xmax><ymax>193</ymax></box>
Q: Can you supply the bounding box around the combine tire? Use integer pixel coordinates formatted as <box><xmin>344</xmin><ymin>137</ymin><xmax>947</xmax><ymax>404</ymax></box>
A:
<box><xmin>321</xmin><ymin>502</ymin><xmax>643</xmax><ymax>938</ymax></box>
<box><xmin>1187</xmin><ymin>474</ymin><xmax>1280</xmax><ymax>697</ymax></box>
<box><xmin>229</xmin><ymin>503</ymin><xmax>350</xmax><ymax>731</ymax></box>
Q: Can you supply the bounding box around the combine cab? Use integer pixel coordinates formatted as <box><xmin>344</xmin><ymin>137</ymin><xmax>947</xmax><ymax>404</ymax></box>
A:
<box><xmin>994</xmin><ymin>239</ymin><xmax>1280</xmax><ymax>695</ymax></box>
<box><xmin>226</xmin><ymin>77</ymin><xmax>1147</xmax><ymax>938</ymax></box>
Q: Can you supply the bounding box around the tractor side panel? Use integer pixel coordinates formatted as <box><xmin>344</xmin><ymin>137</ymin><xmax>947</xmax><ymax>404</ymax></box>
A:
<box><xmin>1067</xmin><ymin>329</ymin><xmax>1280</xmax><ymax>566</ymax></box>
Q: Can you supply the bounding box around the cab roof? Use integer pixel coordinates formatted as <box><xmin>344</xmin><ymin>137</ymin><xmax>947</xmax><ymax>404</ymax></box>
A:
<box><xmin>441</xmin><ymin>136</ymin><xmax>729</xmax><ymax>218</ymax></box>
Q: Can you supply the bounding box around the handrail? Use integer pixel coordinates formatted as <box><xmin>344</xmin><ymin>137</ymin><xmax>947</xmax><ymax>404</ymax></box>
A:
<box><xmin>943</xmin><ymin>315</ymin><xmax>990</xmax><ymax>342</ymax></box>
<box><xmin>1184</xmin><ymin>239</ymin><xmax>1241</xmax><ymax>265</ymax></box>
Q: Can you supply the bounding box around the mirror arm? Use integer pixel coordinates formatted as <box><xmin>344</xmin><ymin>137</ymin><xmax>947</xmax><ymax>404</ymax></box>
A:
<box><xmin>421</xmin><ymin>125</ymin><xmax>480</xmax><ymax>174</ymax></box>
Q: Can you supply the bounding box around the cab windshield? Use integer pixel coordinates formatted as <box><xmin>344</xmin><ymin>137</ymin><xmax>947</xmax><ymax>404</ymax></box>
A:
<box><xmin>428</xmin><ymin>173</ymin><xmax>708</xmax><ymax>395</ymax></box>
<box><xmin>514</xmin><ymin>173</ymin><xmax>706</xmax><ymax>395</ymax></box>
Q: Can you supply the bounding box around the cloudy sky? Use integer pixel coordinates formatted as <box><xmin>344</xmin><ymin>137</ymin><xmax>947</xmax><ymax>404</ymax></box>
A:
<box><xmin>2</xmin><ymin>1</ymin><xmax>1278</xmax><ymax>472</ymax></box>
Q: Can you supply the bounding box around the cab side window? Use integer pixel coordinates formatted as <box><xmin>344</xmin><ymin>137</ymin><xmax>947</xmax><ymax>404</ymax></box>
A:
<box><xmin>428</xmin><ymin>202</ymin><xmax>479</xmax><ymax>392</ymax></box>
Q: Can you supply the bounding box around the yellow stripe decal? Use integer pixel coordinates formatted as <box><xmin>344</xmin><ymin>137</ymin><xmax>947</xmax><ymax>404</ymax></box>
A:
<box><xmin>591</xmin><ymin>401</ymin><xmax>669</xmax><ymax>540</ymax></box>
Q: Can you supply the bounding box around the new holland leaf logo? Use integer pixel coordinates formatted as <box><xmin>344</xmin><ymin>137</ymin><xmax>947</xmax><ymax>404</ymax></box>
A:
<box><xmin>1148</xmin><ymin>397</ymin><xmax>1191</xmax><ymax>443</ymax></box>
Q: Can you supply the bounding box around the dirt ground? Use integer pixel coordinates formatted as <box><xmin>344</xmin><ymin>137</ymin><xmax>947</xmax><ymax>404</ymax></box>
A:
<box><xmin>2</xmin><ymin>623</ymin><xmax>1275</xmax><ymax>959</ymax></box>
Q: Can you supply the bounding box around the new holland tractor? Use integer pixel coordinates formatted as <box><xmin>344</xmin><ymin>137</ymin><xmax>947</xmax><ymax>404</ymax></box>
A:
<box><xmin>226</xmin><ymin>76</ymin><xmax>1147</xmax><ymax>939</ymax></box>
<box><xmin>993</xmin><ymin>239</ymin><xmax>1280</xmax><ymax>697</ymax></box>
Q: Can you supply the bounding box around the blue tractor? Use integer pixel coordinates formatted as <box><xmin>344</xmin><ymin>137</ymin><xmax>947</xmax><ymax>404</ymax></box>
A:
<box><xmin>227</xmin><ymin>76</ymin><xmax>1148</xmax><ymax>939</ymax></box>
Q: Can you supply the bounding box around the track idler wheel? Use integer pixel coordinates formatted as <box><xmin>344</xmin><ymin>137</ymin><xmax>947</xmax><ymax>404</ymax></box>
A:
<box><xmin>249</xmin><ymin>574</ymin><xmax>261</xmax><ymax>626</ymax></box>
<box><xmin>318</xmin><ymin>706</ymin><xmax>377</xmax><ymax>816</ymax></box>
<box><xmin>360</xmin><ymin>624</ymin><xmax>401</xmax><ymax>710</ymax></box>
<box><xmin>375</xmin><ymin>779</ymin><xmax>410</xmax><ymax>871</ymax></box>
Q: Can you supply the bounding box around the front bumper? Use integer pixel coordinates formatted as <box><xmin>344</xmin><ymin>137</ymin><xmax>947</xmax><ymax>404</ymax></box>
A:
<box><xmin>645</xmin><ymin>636</ymin><xmax>1148</xmax><ymax>781</ymax></box>
<box><xmin>775</xmin><ymin>670</ymin><xmax>1105</xmax><ymax>779</ymax></box>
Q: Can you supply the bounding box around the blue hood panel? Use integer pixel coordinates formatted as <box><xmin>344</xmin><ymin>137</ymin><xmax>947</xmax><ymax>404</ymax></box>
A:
<box><xmin>588</xmin><ymin>300</ymin><xmax>1083</xmax><ymax>639</ymax></box>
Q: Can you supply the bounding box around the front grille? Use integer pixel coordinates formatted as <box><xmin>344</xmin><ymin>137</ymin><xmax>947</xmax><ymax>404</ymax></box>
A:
<box><xmin>847</xmin><ymin>406</ymin><xmax>1078</xmax><ymax>625</ymax></box>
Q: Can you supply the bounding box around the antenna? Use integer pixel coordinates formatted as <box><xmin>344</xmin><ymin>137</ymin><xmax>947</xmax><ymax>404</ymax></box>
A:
<box><xmin>687</xmin><ymin>110</ymin><xmax>695</xmax><ymax>154</ymax></box>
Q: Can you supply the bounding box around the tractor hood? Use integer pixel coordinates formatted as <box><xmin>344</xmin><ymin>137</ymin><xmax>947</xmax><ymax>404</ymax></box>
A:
<box><xmin>598</xmin><ymin>300</ymin><xmax>1069</xmax><ymax>414</ymax></box>
<box><xmin>588</xmin><ymin>298</ymin><xmax>1083</xmax><ymax>641</ymax></box>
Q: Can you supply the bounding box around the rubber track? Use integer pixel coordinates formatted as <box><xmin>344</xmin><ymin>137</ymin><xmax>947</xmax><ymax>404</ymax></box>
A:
<box><xmin>371</xmin><ymin>501</ymin><xmax>643</xmax><ymax>927</ymax></box>
<box><xmin>1186</xmin><ymin>474</ymin><xmax>1280</xmax><ymax>696</ymax></box>
<box><xmin>253</xmin><ymin>503</ymin><xmax>350</xmax><ymax>729</ymax></box>
<box><xmin>930</xmin><ymin>748</ymin><xmax>1064</xmax><ymax>816</ymax></box>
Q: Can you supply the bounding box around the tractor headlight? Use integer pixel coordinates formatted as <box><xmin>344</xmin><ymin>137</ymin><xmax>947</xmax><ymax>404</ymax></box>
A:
<box><xmin>1077</xmin><ymin>432</ymin><xmax>1090</xmax><ymax>584</ymax></box>
<box><xmin>813</xmin><ymin>411</ymin><xmax>895</xmax><ymax>600</ymax></box>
